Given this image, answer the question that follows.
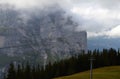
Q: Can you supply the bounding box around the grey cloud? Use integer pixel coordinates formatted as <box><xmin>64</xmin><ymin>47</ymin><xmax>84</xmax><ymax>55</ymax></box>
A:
<box><xmin>71</xmin><ymin>0</ymin><xmax>120</xmax><ymax>10</ymax></box>
<box><xmin>0</xmin><ymin>0</ymin><xmax>72</xmax><ymax>9</ymax></box>
<box><xmin>98</xmin><ymin>0</ymin><xmax>120</xmax><ymax>9</ymax></box>
<box><xmin>0</xmin><ymin>0</ymin><xmax>120</xmax><ymax>38</ymax></box>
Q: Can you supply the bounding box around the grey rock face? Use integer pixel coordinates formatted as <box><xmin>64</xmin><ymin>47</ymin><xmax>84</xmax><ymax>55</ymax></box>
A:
<box><xmin>0</xmin><ymin>5</ymin><xmax>87</xmax><ymax>65</ymax></box>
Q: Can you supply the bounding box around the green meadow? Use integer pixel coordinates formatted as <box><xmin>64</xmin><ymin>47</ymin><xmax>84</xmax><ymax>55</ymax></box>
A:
<box><xmin>54</xmin><ymin>66</ymin><xmax>120</xmax><ymax>79</ymax></box>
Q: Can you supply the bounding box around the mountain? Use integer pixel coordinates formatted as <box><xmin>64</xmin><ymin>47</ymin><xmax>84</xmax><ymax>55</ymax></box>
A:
<box><xmin>0</xmin><ymin>4</ymin><xmax>87</xmax><ymax>68</ymax></box>
<box><xmin>88</xmin><ymin>36</ymin><xmax>120</xmax><ymax>50</ymax></box>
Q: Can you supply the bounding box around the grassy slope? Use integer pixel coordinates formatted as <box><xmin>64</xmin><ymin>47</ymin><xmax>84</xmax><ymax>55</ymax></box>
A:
<box><xmin>54</xmin><ymin>66</ymin><xmax>120</xmax><ymax>79</ymax></box>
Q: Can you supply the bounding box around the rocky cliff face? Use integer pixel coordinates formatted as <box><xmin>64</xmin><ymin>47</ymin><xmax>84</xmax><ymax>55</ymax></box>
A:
<box><xmin>0</xmin><ymin>5</ymin><xmax>87</xmax><ymax>65</ymax></box>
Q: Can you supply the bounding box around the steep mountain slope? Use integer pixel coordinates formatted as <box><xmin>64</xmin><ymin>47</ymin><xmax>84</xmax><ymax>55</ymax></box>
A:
<box><xmin>0</xmin><ymin>5</ymin><xmax>87</xmax><ymax>66</ymax></box>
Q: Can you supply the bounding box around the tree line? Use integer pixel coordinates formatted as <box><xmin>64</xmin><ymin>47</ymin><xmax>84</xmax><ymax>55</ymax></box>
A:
<box><xmin>4</xmin><ymin>48</ymin><xmax>120</xmax><ymax>79</ymax></box>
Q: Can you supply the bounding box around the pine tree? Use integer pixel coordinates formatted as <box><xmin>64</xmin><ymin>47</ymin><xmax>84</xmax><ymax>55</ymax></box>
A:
<box><xmin>24</xmin><ymin>62</ymin><xmax>31</xmax><ymax>79</ymax></box>
<box><xmin>6</xmin><ymin>63</ymin><xmax>16</xmax><ymax>79</ymax></box>
<box><xmin>16</xmin><ymin>64</ymin><xmax>22</xmax><ymax>79</ymax></box>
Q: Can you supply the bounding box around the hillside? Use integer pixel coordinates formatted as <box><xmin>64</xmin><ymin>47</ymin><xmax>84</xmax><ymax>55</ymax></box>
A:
<box><xmin>54</xmin><ymin>66</ymin><xmax>120</xmax><ymax>79</ymax></box>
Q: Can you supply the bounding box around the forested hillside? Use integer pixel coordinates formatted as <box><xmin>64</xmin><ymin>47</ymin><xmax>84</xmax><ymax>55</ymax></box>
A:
<box><xmin>4</xmin><ymin>48</ymin><xmax>120</xmax><ymax>79</ymax></box>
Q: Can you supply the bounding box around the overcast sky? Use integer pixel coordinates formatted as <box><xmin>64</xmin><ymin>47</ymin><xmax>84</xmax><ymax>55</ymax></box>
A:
<box><xmin>0</xmin><ymin>0</ymin><xmax>120</xmax><ymax>38</ymax></box>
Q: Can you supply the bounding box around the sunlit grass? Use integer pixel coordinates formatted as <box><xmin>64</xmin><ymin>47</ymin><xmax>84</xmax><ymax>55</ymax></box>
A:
<box><xmin>54</xmin><ymin>66</ymin><xmax>120</xmax><ymax>79</ymax></box>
